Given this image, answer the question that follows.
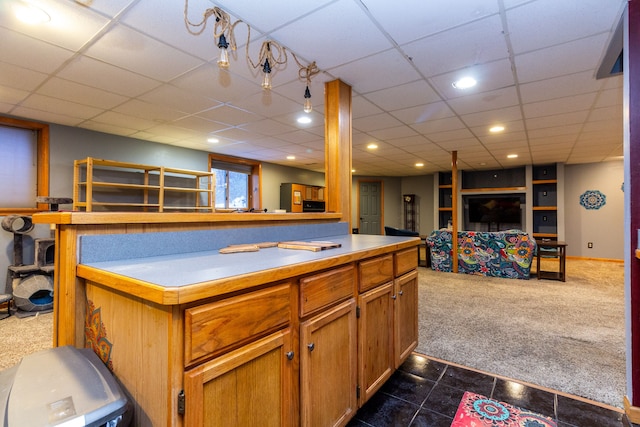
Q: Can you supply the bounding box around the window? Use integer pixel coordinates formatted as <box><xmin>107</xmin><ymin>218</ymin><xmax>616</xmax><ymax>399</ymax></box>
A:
<box><xmin>209</xmin><ymin>153</ymin><xmax>261</xmax><ymax>210</ymax></box>
<box><xmin>0</xmin><ymin>116</ymin><xmax>49</xmax><ymax>214</ymax></box>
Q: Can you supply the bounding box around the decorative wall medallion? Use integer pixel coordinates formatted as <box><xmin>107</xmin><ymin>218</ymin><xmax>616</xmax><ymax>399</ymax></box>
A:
<box><xmin>85</xmin><ymin>299</ymin><xmax>114</xmax><ymax>371</ymax></box>
<box><xmin>579</xmin><ymin>190</ymin><xmax>606</xmax><ymax>210</ymax></box>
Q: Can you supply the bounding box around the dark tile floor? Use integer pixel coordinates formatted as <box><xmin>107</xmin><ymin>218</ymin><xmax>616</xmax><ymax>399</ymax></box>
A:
<box><xmin>347</xmin><ymin>353</ymin><xmax>631</xmax><ymax>427</ymax></box>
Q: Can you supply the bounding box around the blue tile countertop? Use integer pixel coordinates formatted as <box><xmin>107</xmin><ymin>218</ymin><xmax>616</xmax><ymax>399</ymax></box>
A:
<box><xmin>77</xmin><ymin>234</ymin><xmax>420</xmax><ymax>305</ymax></box>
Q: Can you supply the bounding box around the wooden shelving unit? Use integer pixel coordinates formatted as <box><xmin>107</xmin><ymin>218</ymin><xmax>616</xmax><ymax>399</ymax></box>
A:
<box><xmin>73</xmin><ymin>157</ymin><xmax>214</xmax><ymax>212</ymax></box>
<box><xmin>531</xmin><ymin>164</ymin><xmax>558</xmax><ymax>239</ymax></box>
<box><xmin>437</xmin><ymin>172</ymin><xmax>453</xmax><ymax>229</ymax></box>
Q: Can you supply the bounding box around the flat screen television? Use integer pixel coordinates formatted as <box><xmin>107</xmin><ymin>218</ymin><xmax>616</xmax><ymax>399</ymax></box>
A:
<box><xmin>467</xmin><ymin>196</ymin><xmax>522</xmax><ymax>224</ymax></box>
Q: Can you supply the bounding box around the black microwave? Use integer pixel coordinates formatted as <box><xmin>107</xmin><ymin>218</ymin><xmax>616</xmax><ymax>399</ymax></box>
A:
<box><xmin>302</xmin><ymin>200</ymin><xmax>325</xmax><ymax>212</ymax></box>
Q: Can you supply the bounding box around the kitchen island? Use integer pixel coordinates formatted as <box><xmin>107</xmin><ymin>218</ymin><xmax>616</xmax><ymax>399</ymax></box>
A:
<box><xmin>33</xmin><ymin>212</ymin><xmax>420</xmax><ymax>427</ymax></box>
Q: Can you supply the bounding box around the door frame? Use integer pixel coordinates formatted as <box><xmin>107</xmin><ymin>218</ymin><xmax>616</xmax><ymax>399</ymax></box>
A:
<box><xmin>356</xmin><ymin>179</ymin><xmax>384</xmax><ymax>235</ymax></box>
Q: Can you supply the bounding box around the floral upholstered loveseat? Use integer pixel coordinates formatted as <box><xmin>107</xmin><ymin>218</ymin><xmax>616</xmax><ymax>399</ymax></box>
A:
<box><xmin>426</xmin><ymin>229</ymin><xmax>537</xmax><ymax>279</ymax></box>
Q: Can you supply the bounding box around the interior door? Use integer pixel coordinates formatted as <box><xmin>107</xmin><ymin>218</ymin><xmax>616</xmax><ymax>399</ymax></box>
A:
<box><xmin>358</xmin><ymin>181</ymin><xmax>382</xmax><ymax>235</ymax></box>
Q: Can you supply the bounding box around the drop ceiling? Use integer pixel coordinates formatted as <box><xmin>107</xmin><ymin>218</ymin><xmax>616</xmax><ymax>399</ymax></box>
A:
<box><xmin>0</xmin><ymin>0</ymin><xmax>627</xmax><ymax>176</ymax></box>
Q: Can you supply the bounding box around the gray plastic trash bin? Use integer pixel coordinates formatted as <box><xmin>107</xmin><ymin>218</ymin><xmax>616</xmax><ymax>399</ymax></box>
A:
<box><xmin>0</xmin><ymin>346</ymin><xmax>131</xmax><ymax>427</ymax></box>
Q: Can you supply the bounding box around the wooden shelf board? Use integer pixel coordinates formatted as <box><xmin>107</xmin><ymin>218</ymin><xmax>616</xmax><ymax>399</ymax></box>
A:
<box><xmin>88</xmin><ymin>182</ymin><xmax>162</xmax><ymax>190</ymax></box>
<box><xmin>532</xmin><ymin>206</ymin><xmax>558</xmax><ymax>211</ymax></box>
<box><xmin>438</xmin><ymin>207</ymin><xmax>453</xmax><ymax>211</ymax></box>
<box><xmin>532</xmin><ymin>179</ymin><xmax>558</xmax><ymax>185</ymax></box>
<box><xmin>533</xmin><ymin>233</ymin><xmax>558</xmax><ymax>238</ymax></box>
<box><xmin>163</xmin><ymin>186</ymin><xmax>213</xmax><ymax>193</ymax></box>
<box><xmin>460</xmin><ymin>187</ymin><xmax>526</xmax><ymax>193</ymax></box>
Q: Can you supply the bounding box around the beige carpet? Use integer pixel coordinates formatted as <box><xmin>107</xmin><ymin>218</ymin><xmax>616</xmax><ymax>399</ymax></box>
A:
<box><xmin>0</xmin><ymin>310</ymin><xmax>53</xmax><ymax>370</ymax></box>
<box><xmin>415</xmin><ymin>258</ymin><xmax>625</xmax><ymax>408</ymax></box>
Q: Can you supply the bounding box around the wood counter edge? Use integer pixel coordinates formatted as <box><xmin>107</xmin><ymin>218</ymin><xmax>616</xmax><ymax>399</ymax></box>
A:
<box><xmin>32</xmin><ymin>211</ymin><xmax>343</xmax><ymax>225</ymax></box>
<box><xmin>77</xmin><ymin>238</ymin><xmax>420</xmax><ymax>306</ymax></box>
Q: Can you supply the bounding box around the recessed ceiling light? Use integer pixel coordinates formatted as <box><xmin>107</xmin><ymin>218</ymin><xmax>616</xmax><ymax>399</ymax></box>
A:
<box><xmin>207</xmin><ymin>137</ymin><xmax>219</xmax><ymax>143</ymax></box>
<box><xmin>507</xmin><ymin>154</ymin><xmax>518</xmax><ymax>159</ymax></box>
<box><xmin>367</xmin><ymin>143</ymin><xmax>378</xmax><ymax>150</ymax></box>
<box><xmin>489</xmin><ymin>125</ymin><xmax>505</xmax><ymax>133</ymax></box>
<box><xmin>452</xmin><ymin>77</ymin><xmax>477</xmax><ymax>89</ymax></box>
<box><xmin>286</xmin><ymin>155</ymin><xmax>295</xmax><ymax>160</ymax></box>
<box><xmin>14</xmin><ymin>0</ymin><xmax>51</xmax><ymax>24</ymax></box>
<box><xmin>297</xmin><ymin>116</ymin><xmax>312</xmax><ymax>124</ymax></box>
<box><xmin>415</xmin><ymin>162</ymin><xmax>424</xmax><ymax>167</ymax></box>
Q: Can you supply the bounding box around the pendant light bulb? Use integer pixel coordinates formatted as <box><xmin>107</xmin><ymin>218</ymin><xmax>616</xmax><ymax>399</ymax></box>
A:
<box><xmin>303</xmin><ymin>85</ymin><xmax>312</xmax><ymax>113</ymax></box>
<box><xmin>261</xmin><ymin>58</ymin><xmax>272</xmax><ymax>90</ymax></box>
<box><xmin>217</xmin><ymin>34</ymin><xmax>230</xmax><ymax>69</ymax></box>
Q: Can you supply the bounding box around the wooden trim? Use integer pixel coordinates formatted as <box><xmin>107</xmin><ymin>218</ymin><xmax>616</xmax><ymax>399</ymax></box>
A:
<box><xmin>565</xmin><ymin>255</ymin><xmax>624</xmax><ymax>263</ymax></box>
<box><xmin>0</xmin><ymin>115</ymin><xmax>49</xmax><ymax>212</ymax></box>
<box><xmin>208</xmin><ymin>153</ymin><xmax>262</xmax><ymax>210</ymax></box>
<box><xmin>625</xmin><ymin>396</ymin><xmax>640</xmax><ymax>424</ymax></box>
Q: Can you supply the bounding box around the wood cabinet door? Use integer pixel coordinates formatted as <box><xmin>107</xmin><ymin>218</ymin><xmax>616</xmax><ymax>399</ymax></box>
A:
<box><xmin>300</xmin><ymin>299</ymin><xmax>357</xmax><ymax>427</ymax></box>
<box><xmin>183</xmin><ymin>329</ymin><xmax>294</xmax><ymax>427</ymax></box>
<box><xmin>358</xmin><ymin>282</ymin><xmax>394</xmax><ymax>405</ymax></box>
<box><xmin>394</xmin><ymin>270</ymin><xmax>419</xmax><ymax>368</ymax></box>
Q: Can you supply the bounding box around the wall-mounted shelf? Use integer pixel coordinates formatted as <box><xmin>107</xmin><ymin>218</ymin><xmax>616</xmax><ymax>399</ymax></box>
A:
<box><xmin>73</xmin><ymin>157</ymin><xmax>214</xmax><ymax>212</ymax></box>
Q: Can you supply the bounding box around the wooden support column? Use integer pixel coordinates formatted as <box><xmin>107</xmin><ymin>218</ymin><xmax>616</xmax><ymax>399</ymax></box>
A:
<box><xmin>324</xmin><ymin>79</ymin><xmax>352</xmax><ymax>228</ymax></box>
<box><xmin>451</xmin><ymin>151</ymin><xmax>458</xmax><ymax>273</ymax></box>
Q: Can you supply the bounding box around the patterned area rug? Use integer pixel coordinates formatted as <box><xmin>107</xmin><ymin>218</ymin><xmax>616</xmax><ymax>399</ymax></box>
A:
<box><xmin>451</xmin><ymin>391</ymin><xmax>556</xmax><ymax>427</ymax></box>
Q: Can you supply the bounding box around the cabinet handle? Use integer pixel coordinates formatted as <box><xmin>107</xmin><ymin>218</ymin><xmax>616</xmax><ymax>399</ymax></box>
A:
<box><xmin>391</xmin><ymin>294</ymin><xmax>397</xmax><ymax>300</ymax></box>
<box><xmin>398</xmin><ymin>290</ymin><xmax>404</xmax><ymax>296</ymax></box>
<box><xmin>307</xmin><ymin>343</ymin><xmax>315</xmax><ymax>352</ymax></box>
<box><xmin>286</xmin><ymin>351</ymin><xmax>294</xmax><ymax>360</ymax></box>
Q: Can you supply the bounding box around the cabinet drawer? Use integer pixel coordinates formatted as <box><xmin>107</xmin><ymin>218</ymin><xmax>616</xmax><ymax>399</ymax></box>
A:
<box><xmin>359</xmin><ymin>254</ymin><xmax>393</xmax><ymax>292</ymax></box>
<box><xmin>185</xmin><ymin>283</ymin><xmax>290</xmax><ymax>365</ymax></box>
<box><xmin>300</xmin><ymin>265</ymin><xmax>355</xmax><ymax>317</ymax></box>
<box><xmin>395</xmin><ymin>247</ymin><xmax>418</xmax><ymax>277</ymax></box>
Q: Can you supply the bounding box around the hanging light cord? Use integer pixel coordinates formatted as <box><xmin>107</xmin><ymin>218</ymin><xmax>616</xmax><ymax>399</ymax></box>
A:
<box><xmin>184</xmin><ymin>2</ymin><xmax>241</xmax><ymax>52</ymax></box>
<box><xmin>292</xmin><ymin>55</ymin><xmax>320</xmax><ymax>86</ymax></box>
<box><xmin>184</xmin><ymin>2</ymin><xmax>320</xmax><ymax>86</ymax></box>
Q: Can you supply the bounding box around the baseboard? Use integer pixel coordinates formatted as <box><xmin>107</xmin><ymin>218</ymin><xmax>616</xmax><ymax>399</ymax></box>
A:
<box><xmin>566</xmin><ymin>255</ymin><xmax>624</xmax><ymax>263</ymax></box>
<box><xmin>624</xmin><ymin>396</ymin><xmax>640</xmax><ymax>423</ymax></box>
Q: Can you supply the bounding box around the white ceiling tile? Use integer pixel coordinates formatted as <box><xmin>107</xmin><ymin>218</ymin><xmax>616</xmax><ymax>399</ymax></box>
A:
<box><xmin>139</xmin><ymin>85</ymin><xmax>223</xmax><ymax>116</ymax></box>
<box><xmin>0</xmin><ymin>0</ymin><xmax>110</xmax><ymax>50</ymax></box>
<box><xmin>368</xmin><ymin>126</ymin><xmax>419</xmax><ymax>141</ymax></box>
<box><xmin>0</xmin><ymin>62</ymin><xmax>48</xmax><ymax>91</ymax></box>
<box><xmin>430</xmin><ymin>59</ymin><xmax>516</xmax><ymax>100</ymax></box>
<box><xmin>362</xmin><ymin>0</ymin><xmax>499</xmax><ymax>45</ymax></box>
<box><xmin>328</xmin><ymin>49</ymin><xmax>421</xmax><ymax>94</ymax></box>
<box><xmin>57</xmin><ymin>55</ymin><xmax>162</xmax><ymax>97</ymax></box>
<box><xmin>11</xmin><ymin>105</ymin><xmax>85</xmax><ymax>127</ymax></box>
<box><xmin>0</xmin><ymin>84</ymin><xmax>29</xmax><ymax>106</ymax></box>
<box><xmin>451</xmin><ymin>88</ymin><xmax>520</xmax><ymax>118</ymax></box>
<box><xmin>463</xmin><ymin>109</ymin><xmax>524</xmax><ymax>131</ymax></box>
<box><xmin>38</xmin><ymin>77</ymin><xmax>128</xmax><ymax>109</ymax></box>
<box><xmin>363</xmin><ymin>80</ymin><xmax>441</xmax><ymax>112</ymax></box>
<box><xmin>391</xmin><ymin>101</ymin><xmax>455</xmax><ymax>125</ymax></box>
<box><xmin>507</xmin><ymin>0</ymin><xmax>626</xmax><ymax>54</ymax></box>
<box><xmin>519</xmin><ymin>70</ymin><xmax>603</xmax><ymax>104</ymax></box>
<box><xmin>21</xmin><ymin>93</ymin><xmax>103</xmax><ymax>119</ymax></box>
<box><xmin>526</xmin><ymin>111</ymin><xmax>590</xmax><ymax>130</ymax></box>
<box><xmin>353</xmin><ymin>113</ymin><xmax>404</xmax><ymax>133</ymax></box>
<box><xmin>515</xmin><ymin>34</ymin><xmax>609</xmax><ymax>83</ymax></box>
<box><xmin>240</xmin><ymin>118</ymin><xmax>297</xmax><ymax>136</ymax></box>
<box><xmin>0</xmin><ymin>27</ymin><xmax>73</xmax><ymax>74</ymax></box>
<box><xmin>172</xmin><ymin>64</ymin><xmax>263</xmax><ymax>104</ymax></box>
<box><xmin>195</xmin><ymin>105</ymin><xmax>257</xmax><ymax>126</ymax></box>
<box><xmin>269</xmin><ymin>0</ymin><xmax>393</xmax><ymax>70</ymax></box>
<box><xmin>411</xmin><ymin>116</ymin><xmax>466</xmax><ymax>134</ymax></box>
<box><xmin>84</xmin><ymin>24</ymin><xmax>205</xmax><ymax>82</ymax></box>
<box><xmin>404</xmin><ymin>14</ymin><xmax>508</xmax><ymax>78</ymax></box>
<box><xmin>523</xmin><ymin>93</ymin><xmax>597</xmax><ymax>119</ymax></box>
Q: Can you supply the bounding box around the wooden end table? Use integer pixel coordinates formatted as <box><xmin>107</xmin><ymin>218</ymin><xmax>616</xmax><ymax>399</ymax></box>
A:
<box><xmin>536</xmin><ymin>241</ymin><xmax>567</xmax><ymax>282</ymax></box>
